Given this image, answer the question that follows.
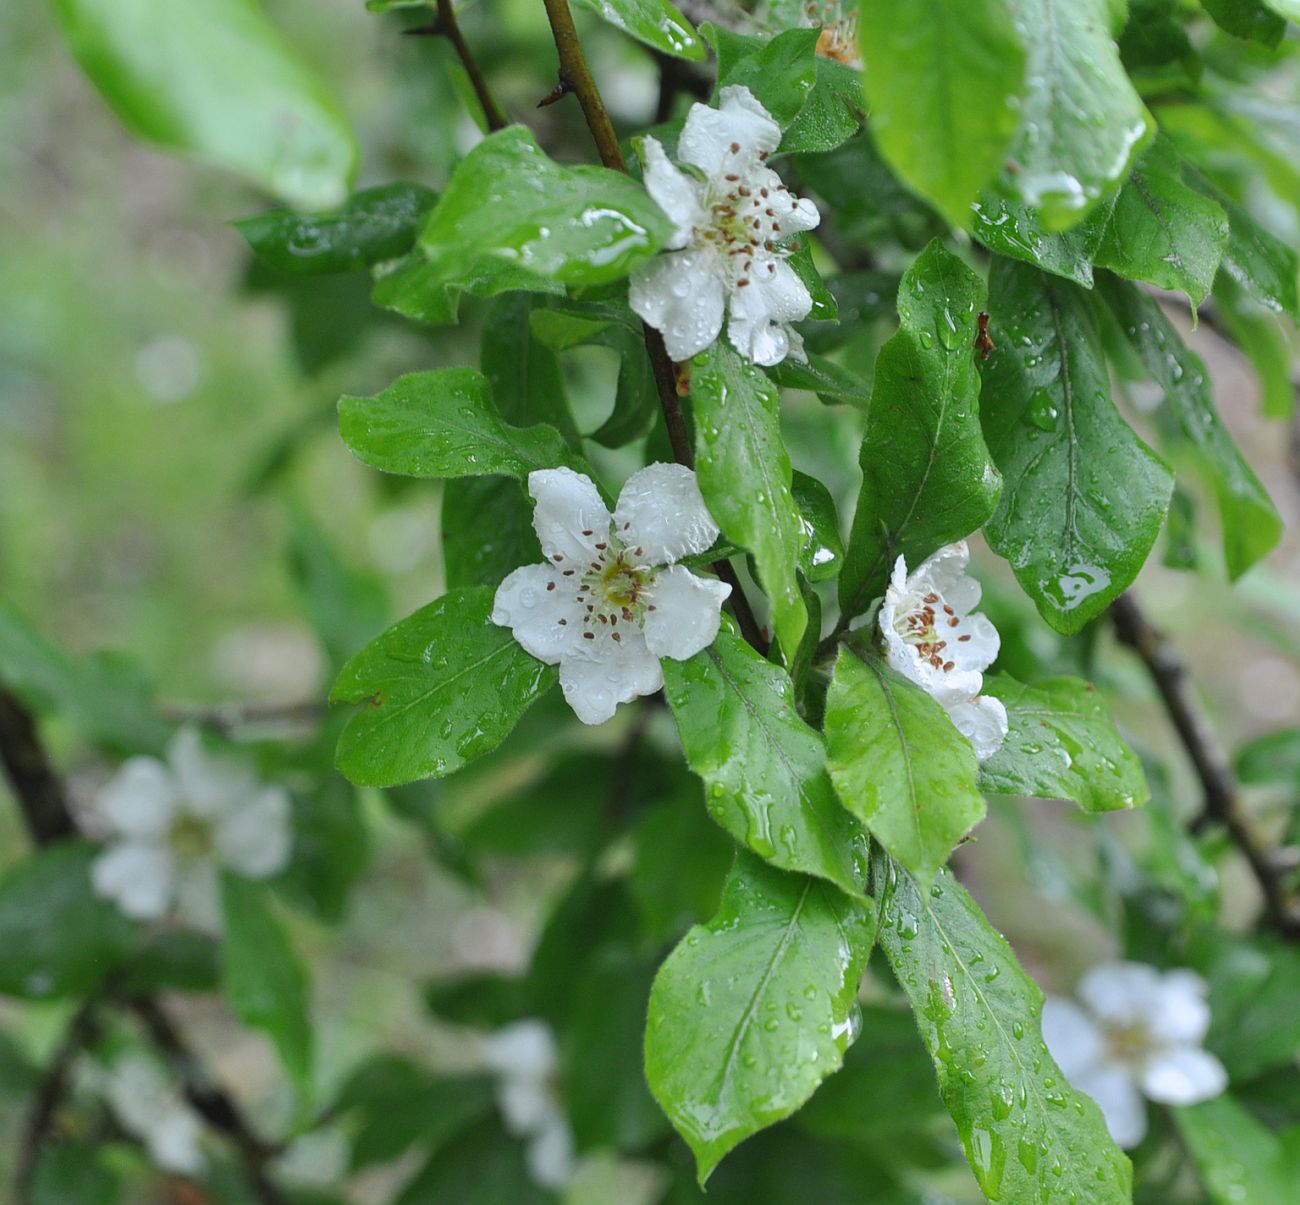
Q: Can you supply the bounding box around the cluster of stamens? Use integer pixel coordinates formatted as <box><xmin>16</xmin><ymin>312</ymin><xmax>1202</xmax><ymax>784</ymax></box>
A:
<box><xmin>697</xmin><ymin>143</ymin><xmax>794</xmax><ymax>290</ymax></box>
<box><xmin>549</xmin><ymin>522</ymin><xmax>655</xmax><ymax>645</ymax></box>
<box><xmin>900</xmin><ymin>591</ymin><xmax>973</xmax><ymax>672</ymax></box>
<box><xmin>169</xmin><ymin>811</ymin><xmax>214</xmax><ymax>861</ymax></box>
<box><xmin>806</xmin><ymin>1</ymin><xmax>860</xmax><ymax>65</ymax></box>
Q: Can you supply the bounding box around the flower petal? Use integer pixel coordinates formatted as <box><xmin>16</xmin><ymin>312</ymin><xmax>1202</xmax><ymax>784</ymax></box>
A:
<box><xmin>1074</xmin><ymin>1063</ymin><xmax>1148</xmax><ymax>1149</ymax></box>
<box><xmin>614</xmin><ymin>462</ymin><xmax>719</xmax><ymax>564</ymax></box>
<box><xmin>755</xmin><ymin>166</ymin><xmax>821</xmax><ymax>233</ymax></box>
<box><xmin>527</xmin><ymin>1115</ymin><xmax>576</xmax><ymax>1189</ymax></box>
<box><xmin>726</xmin><ymin>258</ymin><xmax>812</xmax><ymax>367</ymax></box>
<box><xmin>527</xmin><ymin>468</ymin><xmax>611</xmax><ymax>566</ymax></box>
<box><xmin>152</xmin><ymin>1112</ymin><xmax>207</xmax><ymax>1175</ymax></box>
<box><xmin>1148</xmin><ymin>970</ymin><xmax>1212</xmax><ymax>1046</ymax></box>
<box><xmin>641</xmin><ymin>566</ymin><xmax>731</xmax><ymax>660</ymax></box>
<box><xmin>946</xmin><ymin>695</ymin><xmax>1009</xmax><ymax>761</ymax></box>
<box><xmin>1041</xmin><ymin>996</ymin><xmax>1106</xmax><ymax>1080</ymax></box>
<box><xmin>1139</xmin><ymin>1046</ymin><xmax>1227</xmax><ymax>1106</ymax></box>
<box><xmin>168</xmin><ymin>726</ymin><xmax>257</xmax><ymax>818</ymax></box>
<box><xmin>92</xmin><ymin>840</ymin><xmax>176</xmax><ymax>919</ymax></box>
<box><xmin>216</xmin><ymin>786</ymin><xmax>293</xmax><ymax>879</ymax></box>
<box><xmin>175</xmin><ymin>858</ymin><xmax>222</xmax><ymax>932</ymax></box>
<box><xmin>640</xmin><ymin>136</ymin><xmax>702</xmax><ymax>248</ymax></box>
<box><xmin>97</xmin><ymin>757</ymin><xmax>179</xmax><ymax>839</ymax></box>
<box><xmin>482</xmin><ymin>1019</ymin><xmax>559</xmax><ymax>1080</ymax></box>
<box><xmin>678</xmin><ymin>85</ymin><xmax>781</xmax><ymax>178</ymax></box>
<box><xmin>1078</xmin><ymin>961</ymin><xmax>1163</xmax><ymax>1030</ymax></box>
<box><xmin>492</xmin><ymin>564</ymin><xmax>584</xmax><ymax>665</ymax></box>
<box><xmin>911</xmin><ymin>541</ymin><xmax>973</xmax><ymax>598</ymax></box>
<box><xmin>629</xmin><ymin>249</ymin><xmax>726</xmax><ymax>363</ymax></box>
<box><xmin>558</xmin><ymin>634</ymin><xmax>663</xmax><ymax>725</ymax></box>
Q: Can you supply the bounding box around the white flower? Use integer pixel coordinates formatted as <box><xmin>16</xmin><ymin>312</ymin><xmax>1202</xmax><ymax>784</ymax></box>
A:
<box><xmin>492</xmin><ymin>463</ymin><xmax>731</xmax><ymax>725</ymax></box>
<box><xmin>482</xmin><ymin>1020</ymin><xmax>575</xmax><ymax>1190</ymax></box>
<box><xmin>1043</xmin><ymin>962</ymin><xmax>1228</xmax><ymax>1148</ymax></box>
<box><xmin>90</xmin><ymin>726</ymin><xmax>292</xmax><ymax>929</ymax></box>
<box><xmin>878</xmin><ymin>541</ymin><xmax>1008</xmax><ymax>760</ymax></box>
<box><xmin>629</xmin><ymin>85</ymin><xmax>821</xmax><ymax>367</ymax></box>
<box><xmin>102</xmin><ymin>1053</ymin><xmax>206</xmax><ymax>1175</ymax></box>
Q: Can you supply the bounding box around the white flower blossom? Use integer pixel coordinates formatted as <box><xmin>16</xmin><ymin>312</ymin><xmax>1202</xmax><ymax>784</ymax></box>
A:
<box><xmin>101</xmin><ymin>1053</ymin><xmax>206</xmax><ymax>1175</ymax></box>
<box><xmin>482</xmin><ymin>1020</ymin><xmax>575</xmax><ymax>1190</ymax></box>
<box><xmin>90</xmin><ymin>726</ymin><xmax>292</xmax><ymax>930</ymax></box>
<box><xmin>492</xmin><ymin>464</ymin><xmax>731</xmax><ymax>725</ymax></box>
<box><xmin>1043</xmin><ymin>962</ymin><xmax>1228</xmax><ymax>1148</ymax></box>
<box><xmin>629</xmin><ymin>85</ymin><xmax>821</xmax><ymax>367</ymax></box>
<box><xmin>878</xmin><ymin>541</ymin><xmax>1008</xmax><ymax>760</ymax></box>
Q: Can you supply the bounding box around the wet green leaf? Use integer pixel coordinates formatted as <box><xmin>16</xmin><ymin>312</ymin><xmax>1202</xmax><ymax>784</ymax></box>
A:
<box><xmin>572</xmin><ymin>0</ymin><xmax>706</xmax><ymax>60</ymax></box>
<box><xmin>768</xmin><ymin>354</ymin><xmax>872</xmax><ymax>407</ymax></box>
<box><xmin>481</xmin><ymin>293</ymin><xmax>580</xmax><ymax>447</ymax></box>
<box><xmin>441</xmin><ymin>479</ymin><xmax>542</xmax><ymax>590</ymax></box>
<box><xmin>825</xmin><ymin>650</ymin><xmax>985</xmax><ymax>885</ymax></box>
<box><xmin>706</xmin><ymin>26</ymin><xmax>819</xmax><ymax>128</ymax></box>
<box><xmin>879</xmin><ymin>856</ymin><xmax>1133</xmax><ymax>1204</ymax></box>
<box><xmin>979</xmin><ymin>259</ymin><xmax>1173</xmax><ymax>634</ymax></box>
<box><xmin>1176</xmin><ymin>1095</ymin><xmax>1292</xmax><ymax>1205</ymax></box>
<box><xmin>645</xmin><ymin>852</ymin><xmax>876</xmax><ymax>1183</ymax></box>
<box><xmin>978</xmin><ymin>674</ymin><xmax>1149</xmax><ymax>811</ymax></box>
<box><xmin>971</xmin><ymin>193</ymin><xmax>1115</xmax><ymax>287</ymax></box>
<box><xmin>859</xmin><ymin>0</ymin><xmax>1025</xmax><ymax>229</ymax></box>
<box><xmin>661</xmin><ymin>622</ymin><xmax>869</xmax><ymax>896</ymax></box>
<box><xmin>790</xmin><ymin>471</ymin><xmax>843</xmax><ymax>582</ymax></box>
<box><xmin>332</xmin><ymin>587</ymin><xmax>556</xmax><ymax>786</ymax></box>
<box><xmin>1212</xmin><ymin>273</ymin><xmax>1296</xmax><ymax>420</ymax></box>
<box><xmin>1201</xmin><ymin>0</ymin><xmax>1286</xmax><ymax>46</ymax></box>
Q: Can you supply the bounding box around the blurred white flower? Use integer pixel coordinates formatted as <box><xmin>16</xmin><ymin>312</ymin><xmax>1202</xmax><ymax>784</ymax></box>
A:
<box><xmin>271</xmin><ymin>1127</ymin><xmax>351</xmax><ymax>1189</ymax></box>
<box><xmin>102</xmin><ymin>1053</ymin><xmax>205</xmax><ymax>1175</ymax></box>
<box><xmin>482</xmin><ymin>1020</ymin><xmax>575</xmax><ymax>1190</ymax></box>
<box><xmin>1043</xmin><ymin>961</ymin><xmax>1228</xmax><ymax>1148</ymax></box>
<box><xmin>630</xmin><ymin>85</ymin><xmax>821</xmax><ymax>366</ymax></box>
<box><xmin>492</xmin><ymin>464</ymin><xmax>730</xmax><ymax>725</ymax></box>
<box><xmin>91</xmin><ymin>726</ymin><xmax>292</xmax><ymax>929</ymax></box>
<box><xmin>878</xmin><ymin>541</ymin><xmax>1008</xmax><ymax>760</ymax></box>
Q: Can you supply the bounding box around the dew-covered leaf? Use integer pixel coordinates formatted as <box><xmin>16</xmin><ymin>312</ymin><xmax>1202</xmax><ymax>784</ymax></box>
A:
<box><xmin>790</xmin><ymin>471</ymin><xmax>844</xmax><ymax>582</ymax></box>
<box><xmin>572</xmin><ymin>0</ymin><xmax>706</xmax><ymax>60</ymax></box>
<box><xmin>970</xmin><ymin>193</ymin><xmax>1114</xmax><ymax>288</ymax></box>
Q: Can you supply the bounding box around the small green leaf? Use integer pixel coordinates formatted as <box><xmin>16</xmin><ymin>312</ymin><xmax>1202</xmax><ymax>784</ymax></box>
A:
<box><xmin>790</xmin><ymin>471</ymin><xmax>844</xmax><ymax>582</ymax></box>
<box><xmin>441</xmin><ymin>478</ymin><xmax>542</xmax><ymax>590</ymax></box>
<box><xmin>1096</xmin><ymin>138</ymin><xmax>1229</xmax><ymax>307</ymax></box>
<box><xmin>234</xmin><ymin>183</ymin><xmax>437</xmax><ymax>275</ymax></box>
<box><xmin>768</xmin><ymin>354</ymin><xmax>871</xmax><ymax>407</ymax></box>
<box><xmin>781</xmin><ymin>56</ymin><xmax>863</xmax><ymax>155</ymax></box>
<box><xmin>371</xmin><ymin>252</ymin><xmax>561</xmax><ymax>325</ymax></box>
<box><xmin>859</xmin><ymin>0</ymin><xmax>1026</xmax><ymax>229</ymax></box>
<box><xmin>1201</xmin><ymin>0</ymin><xmax>1287</xmax><ymax>46</ymax></box>
<box><xmin>1237</xmin><ymin>728</ymin><xmax>1300</xmax><ymax>787</ymax></box>
<box><xmin>1098</xmin><ymin>273</ymin><xmax>1282</xmax><ymax>578</ymax></box>
<box><xmin>338</xmin><ymin>368</ymin><xmax>578</xmax><ymax>481</ymax></box>
<box><xmin>50</xmin><ymin>0</ymin><xmax>358</xmax><ymax>210</ymax></box>
<box><xmin>1176</xmin><ymin>1095</ymin><xmax>1293</xmax><ymax>1205</ymax></box>
<box><xmin>332</xmin><ymin>587</ymin><xmax>556</xmax><ymax>786</ymax></box>
<box><xmin>692</xmin><ymin>344</ymin><xmax>808</xmax><ymax>659</ymax></box>
<box><xmin>645</xmin><ymin>852</ymin><xmax>876</xmax><ymax>1183</ymax></box>
<box><xmin>661</xmin><ymin>623</ymin><xmax>869</xmax><ymax>897</ymax></box>
<box><xmin>631</xmin><ymin>795</ymin><xmax>733</xmax><ymax>941</ymax></box>
<box><xmin>220</xmin><ymin>873</ymin><xmax>313</xmax><ymax>1094</ymax></box>
<box><xmin>825</xmin><ymin>650</ymin><xmax>985</xmax><ymax>885</ymax></box>
<box><xmin>706</xmin><ymin>25</ymin><xmax>819</xmax><ymax>128</ymax></box>
<box><xmin>481</xmin><ymin>293</ymin><xmax>580</xmax><ymax>445</ymax></box>
<box><xmin>571</xmin><ymin>0</ymin><xmax>705</xmax><ymax>60</ymax></box>
<box><xmin>971</xmin><ymin>193</ymin><xmax>1115</xmax><ymax>287</ymax></box>
<box><xmin>839</xmin><ymin>241</ymin><xmax>1001</xmax><ymax>620</ymax></box>
<box><xmin>978</xmin><ymin>674</ymin><xmax>1149</xmax><ymax>811</ymax></box>
<box><xmin>879</xmin><ymin>856</ymin><xmax>1133</xmax><ymax>1204</ymax></box>
<box><xmin>979</xmin><ymin>259</ymin><xmax>1173</xmax><ymax>634</ymax></box>
<box><xmin>397</xmin><ymin>1117</ymin><xmax>549</xmax><ymax>1204</ymax></box>
<box><xmin>1212</xmin><ymin>273</ymin><xmax>1297</xmax><ymax>420</ymax></box>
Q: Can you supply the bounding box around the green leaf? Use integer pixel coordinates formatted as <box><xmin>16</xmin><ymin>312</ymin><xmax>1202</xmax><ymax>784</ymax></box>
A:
<box><xmin>30</xmin><ymin>1143</ymin><xmax>120</xmax><ymax>1205</ymax></box>
<box><xmin>571</xmin><ymin>0</ymin><xmax>705</xmax><ymax>60</ymax></box>
<box><xmin>441</xmin><ymin>478</ymin><xmax>542</xmax><ymax>590</ymax></box>
<box><xmin>971</xmin><ymin>193</ymin><xmax>1115</xmax><ymax>287</ymax></box>
<box><xmin>780</xmin><ymin>56</ymin><xmax>864</xmax><ymax>155</ymax></box>
<box><xmin>706</xmin><ymin>26</ymin><xmax>819</xmax><ymax>128</ymax></box>
<box><xmin>338</xmin><ymin>368</ymin><xmax>578</xmax><ymax>481</ymax></box>
<box><xmin>645</xmin><ymin>852</ymin><xmax>876</xmax><ymax>1183</ymax></box>
<box><xmin>878</xmin><ymin>857</ymin><xmax>1133</xmax><ymax>1204</ymax></box>
<box><xmin>278</xmin><ymin>776</ymin><xmax>371</xmax><ymax>923</ymax></box>
<box><xmin>858</xmin><ymin>0</ymin><xmax>1026</xmax><ymax>229</ymax></box>
<box><xmin>979</xmin><ymin>259</ymin><xmax>1174</xmax><ymax>634</ymax></box>
<box><xmin>120</xmin><ymin>930</ymin><xmax>221</xmax><ymax>995</ymax></box>
<box><xmin>1176</xmin><ymin>1095</ymin><xmax>1293</xmax><ymax>1205</ymax></box>
<box><xmin>839</xmin><ymin>241</ymin><xmax>1001</xmax><ymax>620</ymax></box>
<box><xmin>661</xmin><ymin>623</ymin><xmax>869</xmax><ymax>896</ymax></box>
<box><xmin>631</xmin><ymin>796</ymin><xmax>733</xmax><ymax>941</ymax></box>
<box><xmin>1098</xmin><ymin>273</ymin><xmax>1282</xmax><ymax>578</ymax></box>
<box><xmin>0</xmin><ymin>843</ymin><xmax>136</xmax><ymax>1000</ymax></box>
<box><xmin>1263</xmin><ymin>0</ymin><xmax>1300</xmax><ymax>21</ymax></box>
<box><xmin>1095</xmin><ymin>138</ymin><xmax>1229</xmax><ymax>307</ymax></box>
<box><xmin>692</xmin><ymin>344</ymin><xmax>808</xmax><ymax>659</ymax></box>
<box><xmin>332</xmin><ymin>587</ymin><xmax>556</xmax><ymax>786</ymax></box>
<box><xmin>396</xmin><ymin>1117</ymin><xmax>549</xmax><ymax>1205</ymax></box>
<box><xmin>1121</xmin><ymin>0</ymin><xmax>1198</xmax><ymax>70</ymax></box>
<box><xmin>371</xmin><ymin>251</ymin><xmax>561</xmax><ymax>325</ymax></box>
<box><xmin>49</xmin><ymin>0</ymin><xmax>358</xmax><ymax>210</ymax></box>
<box><xmin>790</xmin><ymin>471</ymin><xmax>843</xmax><ymax>582</ymax></box>
<box><xmin>1200</xmin><ymin>0</ymin><xmax>1286</xmax><ymax>46</ymax></box>
<box><xmin>824</xmin><ymin>651</ymin><xmax>985</xmax><ymax>885</ymax></box>
<box><xmin>1237</xmin><ymin>728</ymin><xmax>1300</xmax><ymax>786</ymax></box>
<box><xmin>234</xmin><ymin>183</ymin><xmax>437</xmax><ymax>275</ymax></box>
<box><xmin>768</xmin><ymin>354</ymin><xmax>872</xmax><ymax>407</ymax></box>
<box><xmin>978</xmin><ymin>674</ymin><xmax>1149</xmax><ymax>810</ymax></box>
<box><xmin>1212</xmin><ymin>273</ymin><xmax>1297</xmax><ymax>420</ymax></box>
<box><xmin>998</xmin><ymin>0</ymin><xmax>1152</xmax><ymax>229</ymax></box>
<box><xmin>220</xmin><ymin>873</ymin><xmax>312</xmax><ymax>1093</ymax></box>
<box><xmin>481</xmin><ymin>293</ymin><xmax>580</xmax><ymax>446</ymax></box>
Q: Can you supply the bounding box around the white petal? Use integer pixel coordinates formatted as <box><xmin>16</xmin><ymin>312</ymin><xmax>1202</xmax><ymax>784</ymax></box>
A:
<box><xmin>629</xmin><ymin>249</ymin><xmax>726</xmax><ymax>363</ymax></box>
<box><xmin>946</xmin><ymin>695</ymin><xmax>1009</xmax><ymax>761</ymax></box>
<box><xmin>151</xmin><ymin>1112</ymin><xmax>206</xmax><ymax>1175</ymax></box>
<box><xmin>498</xmin><ymin>1078</ymin><xmax>555</xmax><ymax>1135</ymax></box>
<box><xmin>482</xmin><ymin>1020</ymin><xmax>559</xmax><ymax>1081</ymax></box>
<box><xmin>492</xmin><ymin>563</ymin><xmax>584</xmax><ymax>665</ymax></box>
<box><xmin>216</xmin><ymin>786</ymin><xmax>293</xmax><ymax>879</ymax></box>
<box><xmin>945</xmin><ymin>611</ymin><xmax>1000</xmax><ymax>677</ymax></box>
<box><xmin>1139</xmin><ymin>1046</ymin><xmax>1227</xmax><ymax>1106</ymax></box>
<box><xmin>97</xmin><ymin>757</ymin><xmax>179</xmax><ymax>839</ymax></box>
<box><xmin>168</xmin><ymin>727</ymin><xmax>257</xmax><ymax>818</ymax></box>
<box><xmin>1041</xmin><ymin>997</ymin><xmax>1106</xmax><ymax>1080</ymax></box>
<box><xmin>911</xmin><ymin>541</ymin><xmax>972</xmax><ymax>599</ymax></box>
<box><xmin>92</xmin><ymin>841</ymin><xmax>176</xmax><ymax>920</ymax></box>
<box><xmin>558</xmin><ymin>635</ymin><xmax>664</xmax><ymax>725</ymax></box>
<box><xmin>641</xmin><ymin>566</ymin><xmax>731</xmax><ymax>660</ymax></box>
<box><xmin>1079</xmin><ymin>961</ymin><xmax>1163</xmax><ymax>1030</ymax></box>
<box><xmin>678</xmin><ymin>85</ymin><xmax>781</xmax><ymax>178</ymax></box>
<box><xmin>613</xmin><ymin>463</ymin><xmax>719</xmax><ymax>564</ymax></box>
<box><xmin>527</xmin><ymin>468</ymin><xmax>611</xmax><ymax>566</ymax></box>
<box><xmin>527</xmin><ymin>1115</ymin><xmax>576</xmax><ymax>1189</ymax></box>
<box><xmin>726</xmin><ymin>258</ymin><xmax>812</xmax><ymax>367</ymax></box>
<box><xmin>640</xmin><ymin>136</ymin><xmax>702</xmax><ymax>248</ymax></box>
<box><xmin>1074</xmin><ymin>1063</ymin><xmax>1149</xmax><ymax>1149</ymax></box>
<box><xmin>175</xmin><ymin>859</ymin><xmax>222</xmax><ymax>932</ymax></box>
<box><xmin>1148</xmin><ymin>970</ymin><xmax>1212</xmax><ymax>1046</ymax></box>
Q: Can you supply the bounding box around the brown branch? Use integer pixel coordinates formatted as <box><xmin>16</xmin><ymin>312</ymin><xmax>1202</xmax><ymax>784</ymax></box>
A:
<box><xmin>160</xmin><ymin>697</ymin><xmax>326</xmax><ymax>736</ymax></box>
<box><xmin>407</xmin><ymin>0</ymin><xmax>509</xmax><ymax>132</ymax></box>
<box><xmin>1110</xmin><ymin>591</ymin><xmax>1300</xmax><ymax>940</ymax></box>
<box><xmin>0</xmin><ymin>690</ymin><xmax>76</xmax><ymax>844</ymax></box>
<box><xmin>539</xmin><ymin>0</ymin><xmax>768</xmax><ymax>655</ymax></box>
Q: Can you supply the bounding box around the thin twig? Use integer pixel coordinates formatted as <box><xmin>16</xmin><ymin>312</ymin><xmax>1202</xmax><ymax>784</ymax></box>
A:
<box><xmin>407</xmin><ymin>0</ymin><xmax>509</xmax><ymax>132</ymax></box>
<box><xmin>539</xmin><ymin>0</ymin><xmax>768</xmax><ymax>654</ymax></box>
<box><xmin>1110</xmin><ymin>592</ymin><xmax>1300</xmax><ymax>939</ymax></box>
<box><xmin>160</xmin><ymin>698</ymin><xmax>326</xmax><ymax>736</ymax></box>
<box><xmin>0</xmin><ymin>690</ymin><xmax>76</xmax><ymax>844</ymax></box>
